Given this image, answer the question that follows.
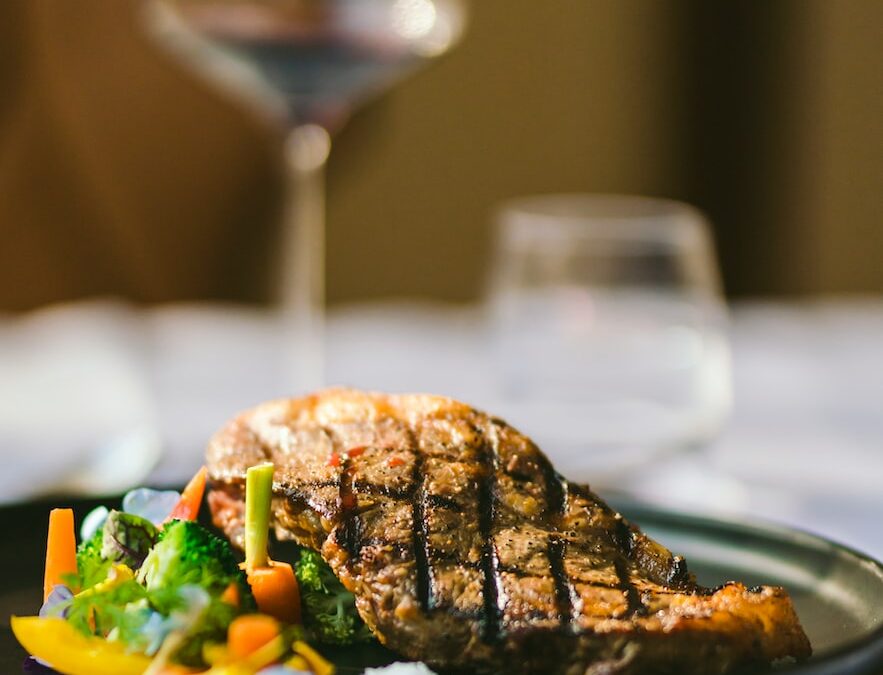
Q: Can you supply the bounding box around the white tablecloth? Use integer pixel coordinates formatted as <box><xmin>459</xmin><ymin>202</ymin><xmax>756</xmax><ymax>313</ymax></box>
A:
<box><xmin>2</xmin><ymin>299</ymin><xmax>881</xmax><ymax>558</ymax></box>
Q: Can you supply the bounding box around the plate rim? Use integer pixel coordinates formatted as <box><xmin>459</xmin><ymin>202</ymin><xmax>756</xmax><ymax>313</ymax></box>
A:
<box><xmin>611</xmin><ymin>496</ymin><xmax>883</xmax><ymax>672</ymax></box>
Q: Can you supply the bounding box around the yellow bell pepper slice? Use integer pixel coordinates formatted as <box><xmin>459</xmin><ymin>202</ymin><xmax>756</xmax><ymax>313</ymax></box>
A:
<box><xmin>202</xmin><ymin>642</ymin><xmax>230</xmax><ymax>666</ymax></box>
<box><xmin>76</xmin><ymin>564</ymin><xmax>135</xmax><ymax>599</ymax></box>
<box><xmin>285</xmin><ymin>655</ymin><xmax>311</xmax><ymax>671</ymax></box>
<box><xmin>11</xmin><ymin>616</ymin><xmax>152</xmax><ymax>675</ymax></box>
<box><xmin>242</xmin><ymin>635</ymin><xmax>286</xmax><ymax>671</ymax></box>
<box><xmin>292</xmin><ymin>640</ymin><xmax>334</xmax><ymax>675</ymax></box>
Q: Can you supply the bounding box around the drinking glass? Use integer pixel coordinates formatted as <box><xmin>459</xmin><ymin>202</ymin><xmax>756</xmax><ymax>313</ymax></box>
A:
<box><xmin>487</xmin><ymin>194</ymin><xmax>732</xmax><ymax>484</ymax></box>
<box><xmin>145</xmin><ymin>0</ymin><xmax>468</xmax><ymax>391</ymax></box>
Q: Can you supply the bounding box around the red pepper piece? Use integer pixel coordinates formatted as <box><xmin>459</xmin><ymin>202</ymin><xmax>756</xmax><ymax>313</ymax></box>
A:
<box><xmin>166</xmin><ymin>466</ymin><xmax>208</xmax><ymax>523</ymax></box>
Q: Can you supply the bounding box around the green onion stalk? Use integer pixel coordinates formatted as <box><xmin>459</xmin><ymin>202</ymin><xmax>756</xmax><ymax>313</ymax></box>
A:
<box><xmin>245</xmin><ymin>463</ymin><xmax>274</xmax><ymax>572</ymax></box>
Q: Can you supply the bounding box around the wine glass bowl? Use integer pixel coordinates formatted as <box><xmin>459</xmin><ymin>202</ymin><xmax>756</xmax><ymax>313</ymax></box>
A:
<box><xmin>145</xmin><ymin>0</ymin><xmax>468</xmax><ymax>392</ymax></box>
<box><xmin>154</xmin><ymin>0</ymin><xmax>467</xmax><ymax>129</ymax></box>
<box><xmin>487</xmin><ymin>194</ymin><xmax>732</xmax><ymax>484</ymax></box>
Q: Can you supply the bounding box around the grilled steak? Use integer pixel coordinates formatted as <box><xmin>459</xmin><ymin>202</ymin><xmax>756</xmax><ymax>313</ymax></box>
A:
<box><xmin>206</xmin><ymin>388</ymin><xmax>811</xmax><ymax>674</ymax></box>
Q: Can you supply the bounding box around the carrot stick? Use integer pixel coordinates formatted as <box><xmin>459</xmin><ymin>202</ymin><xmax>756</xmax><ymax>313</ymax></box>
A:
<box><xmin>247</xmin><ymin>561</ymin><xmax>301</xmax><ymax>624</ymax></box>
<box><xmin>220</xmin><ymin>581</ymin><xmax>240</xmax><ymax>607</ymax></box>
<box><xmin>44</xmin><ymin>508</ymin><xmax>78</xmax><ymax>601</ymax></box>
<box><xmin>166</xmin><ymin>466</ymin><xmax>208</xmax><ymax>523</ymax></box>
<box><xmin>227</xmin><ymin>614</ymin><xmax>279</xmax><ymax>660</ymax></box>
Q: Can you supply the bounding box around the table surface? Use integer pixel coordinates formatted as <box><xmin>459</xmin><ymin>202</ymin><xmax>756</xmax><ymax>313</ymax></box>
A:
<box><xmin>2</xmin><ymin>298</ymin><xmax>881</xmax><ymax>558</ymax></box>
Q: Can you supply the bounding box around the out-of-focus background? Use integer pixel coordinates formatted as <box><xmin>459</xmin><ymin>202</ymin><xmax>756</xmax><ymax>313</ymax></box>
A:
<box><xmin>0</xmin><ymin>0</ymin><xmax>882</xmax><ymax>559</ymax></box>
<box><xmin>1</xmin><ymin>0</ymin><xmax>881</xmax><ymax>309</ymax></box>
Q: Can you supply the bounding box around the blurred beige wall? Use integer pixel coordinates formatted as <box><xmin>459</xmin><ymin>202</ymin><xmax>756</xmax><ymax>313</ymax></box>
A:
<box><xmin>327</xmin><ymin>0</ymin><xmax>687</xmax><ymax>303</ymax></box>
<box><xmin>0</xmin><ymin>0</ymin><xmax>283</xmax><ymax>310</ymax></box>
<box><xmin>0</xmin><ymin>1</ymin><xmax>880</xmax><ymax>310</ymax></box>
<box><xmin>328</xmin><ymin>0</ymin><xmax>883</xmax><ymax>302</ymax></box>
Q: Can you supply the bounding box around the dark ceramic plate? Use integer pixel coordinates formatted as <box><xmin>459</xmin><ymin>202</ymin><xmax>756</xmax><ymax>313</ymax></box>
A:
<box><xmin>1</xmin><ymin>495</ymin><xmax>881</xmax><ymax>674</ymax></box>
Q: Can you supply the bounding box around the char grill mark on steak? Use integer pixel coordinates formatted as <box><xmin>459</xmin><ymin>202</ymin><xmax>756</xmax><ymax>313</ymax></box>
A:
<box><xmin>612</xmin><ymin>515</ymin><xmax>647</xmax><ymax>617</ymax></box>
<box><xmin>417</xmin><ymin>418</ymin><xmax>486</xmax><ymax>624</ymax></box>
<box><xmin>565</xmin><ymin>482</ymin><xmax>650</xmax><ymax>620</ymax></box>
<box><xmin>547</xmin><ymin>536</ymin><xmax>573</xmax><ymax>632</ymax></box>
<box><xmin>335</xmin><ymin>452</ymin><xmax>361</xmax><ymax>560</ymax></box>
<box><xmin>613</xmin><ymin>556</ymin><xmax>645</xmax><ymax>618</ymax></box>
<box><xmin>537</xmin><ymin>456</ymin><xmax>576</xmax><ymax>633</ymax></box>
<box><xmin>409</xmin><ymin>433</ymin><xmax>433</xmax><ymax>611</ymax></box>
<box><xmin>666</xmin><ymin>555</ymin><xmax>690</xmax><ymax>587</ymax></box>
<box><xmin>477</xmin><ymin>425</ymin><xmax>503</xmax><ymax>643</ymax></box>
<box><xmin>206</xmin><ymin>390</ymin><xmax>813</xmax><ymax>675</ymax></box>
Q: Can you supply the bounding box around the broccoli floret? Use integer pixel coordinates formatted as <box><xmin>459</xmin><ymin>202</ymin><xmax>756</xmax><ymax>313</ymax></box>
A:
<box><xmin>135</xmin><ymin>520</ymin><xmax>256</xmax><ymax>667</ymax></box>
<box><xmin>295</xmin><ymin>547</ymin><xmax>330</xmax><ymax>594</ymax></box>
<box><xmin>76</xmin><ymin>529</ymin><xmax>112</xmax><ymax>590</ymax></box>
<box><xmin>296</xmin><ymin>548</ymin><xmax>373</xmax><ymax>645</ymax></box>
<box><xmin>137</xmin><ymin>520</ymin><xmax>253</xmax><ymax>612</ymax></box>
<box><xmin>68</xmin><ymin>517</ymin><xmax>260</xmax><ymax>668</ymax></box>
<box><xmin>101</xmin><ymin>510</ymin><xmax>158</xmax><ymax>570</ymax></box>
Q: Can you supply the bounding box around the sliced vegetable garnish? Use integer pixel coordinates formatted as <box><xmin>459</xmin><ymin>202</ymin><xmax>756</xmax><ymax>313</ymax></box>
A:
<box><xmin>166</xmin><ymin>467</ymin><xmax>208</xmax><ymax>523</ymax></box>
<box><xmin>39</xmin><ymin>584</ymin><xmax>73</xmax><ymax>619</ymax></box>
<box><xmin>138</xmin><ymin>520</ymin><xmax>251</xmax><ymax>602</ymax></box>
<box><xmin>291</xmin><ymin>641</ymin><xmax>334</xmax><ymax>675</ymax></box>
<box><xmin>44</xmin><ymin>509</ymin><xmax>78</xmax><ymax>601</ymax></box>
<box><xmin>76</xmin><ymin>528</ymin><xmax>112</xmax><ymax>590</ymax></box>
<box><xmin>123</xmin><ymin>488</ymin><xmax>182</xmax><ymax>527</ymax></box>
<box><xmin>228</xmin><ymin>614</ymin><xmax>279</xmax><ymax>659</ymax></box>
<box><xmin>247</xmin><ymin>562</ymin><xmax>301</xmax><ymax>624</ymax></box>
<box><xmin>266</xmin><ymin>665</ymin><xmax>312</xmax><ymax>675</ymax></box>
<box><xmin>242</xmin><ymin>463</ymin><xmax>302</xmax><ymax>623</ymax></box>
<box><xmin>65</xmin><ymin>564</ymin><xmax>148</xmax><ymax>639</ymax></box>
<box><xmin>17</xmin><ymin>474</ymin><xmax>350</xmax><ymax>675</ymax></box>
<box><xmin>74</xmin><ymin>563</ymin><xmax>136</xmax><ymax>600</ymax></box>
<box><xmin>285</xmin><ymin>656</ymin><xmax>313</xmax><ymax>672</ymax></box>
<box><xmin>101</xmin><ymin>510</ymin><xmax>159</xmax><ymax>569</ymax></box>
<box><xmin>243</xmin><ymin>634</ymin><xmax>287</xmax><ymax>671</ymax></box>
<box><xmin>245</xmin><ymin>463</ymin><xmax>274</xmax><ymax>572</ymax></box>
<box><xmin>11</xmin><ymin>616</ymin><xmax>152</xmax><ymax>675</ymax></box>
<box><xmin>220</xmin><ymin>581</ymin><xmax>241</xmax><ymax>607</ymax></box>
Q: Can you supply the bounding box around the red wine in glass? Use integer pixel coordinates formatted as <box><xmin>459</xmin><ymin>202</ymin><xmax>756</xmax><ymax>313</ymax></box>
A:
<box><xmin>170</xmin><ymin>0</ymin><xmax>465</xmax><ymax>129</ymax></box>
<box><xmin>148</xmin><ymin>0</ymin><xmax>467</xmax><ymax>390</ymax></box>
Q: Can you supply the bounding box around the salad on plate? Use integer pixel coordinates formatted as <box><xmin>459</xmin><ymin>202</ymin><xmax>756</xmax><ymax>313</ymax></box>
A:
<box><xmin>12</xmin><ymin>463</ymin><xmax>421</xmax><ymax>675</ymax></box>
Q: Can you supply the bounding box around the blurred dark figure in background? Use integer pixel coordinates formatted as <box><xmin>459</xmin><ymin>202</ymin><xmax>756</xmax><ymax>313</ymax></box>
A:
<box><xmin>0</xmin><ymin>0</ymin><xmax>881</xmax><ymax>311</ymax></box>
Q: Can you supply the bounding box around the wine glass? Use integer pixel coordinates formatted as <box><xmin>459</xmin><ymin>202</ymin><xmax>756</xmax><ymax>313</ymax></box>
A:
<box><xmin>144</xmin><ymin>0</ymin><xmax>468</xmax><ymax>391</ymax></box>
<box><xmin>486</xmin><ymin>194</ymin><xmax>732</xmax><ymax>485</ymax></box>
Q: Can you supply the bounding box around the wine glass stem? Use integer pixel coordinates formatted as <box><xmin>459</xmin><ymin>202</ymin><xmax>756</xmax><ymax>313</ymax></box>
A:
<box><xmin>278</xmin><ymin>123</ymin><xmax>331</xmax><ymax>392</ymax></box>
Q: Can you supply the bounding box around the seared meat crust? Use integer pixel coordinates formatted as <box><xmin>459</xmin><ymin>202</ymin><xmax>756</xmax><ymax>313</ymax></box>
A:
<box><xmin>207</xmin><ymin>388</ymin><xmax>811</xmax><ymax>674</ymax></box>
